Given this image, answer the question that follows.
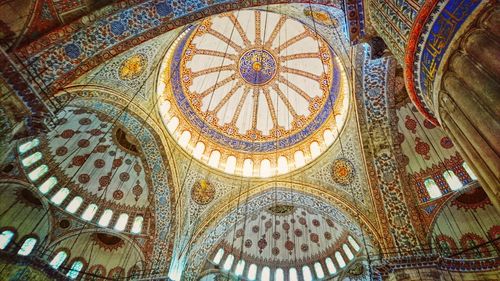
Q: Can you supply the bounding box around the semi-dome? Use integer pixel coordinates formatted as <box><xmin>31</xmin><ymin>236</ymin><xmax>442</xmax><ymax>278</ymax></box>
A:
<box><xmin>157</xmin><ymin>9</ymin><xmax>349</xmax><ymax>177</ymax></box>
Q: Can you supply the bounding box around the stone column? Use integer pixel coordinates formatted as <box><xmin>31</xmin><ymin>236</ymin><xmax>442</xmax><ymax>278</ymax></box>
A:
<box><xmin>437</xmin><ymin>5</ymin><xmax>500</xmax><ymax>209</ymax></box>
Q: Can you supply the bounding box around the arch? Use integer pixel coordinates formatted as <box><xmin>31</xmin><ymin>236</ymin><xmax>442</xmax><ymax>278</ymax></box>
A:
<box><xmin>314</xmin><ymin>262</ymin><xmax>325</xmax><ymax>278</ymax></box>
<box><xmin>38</xmin><ymin>176</ymin><xmax>57</xmax><ymax>194</ymax></box>
<box><xmin>131</xmin><ymin>216</ymin><xmax>144</xmax><ymax>234</ymax></box>
<box><xmin>115</xmin><ymin>213</ymin><xmax>129</xmax><ymax>231</ymax></box>
<box><xmin>335</xmin><ymin>251</ymin><xmax>346</xmax><ymax>268</ymax></box>
<box><xmin>166</xmin><ymin>116</ymin><xmax>180</xmax><ymax>133</ymax></box>
<box><xmin>434</xmin><ymin>234</ymin><xmax>458</xmax><ymax>256</ymax></box>
<box><xmin>81</xmin><ymin>204</ymin><xmax>98</xmax><ymax>221</ymax></box>
<box><xmin>212</xmin><ymin>248</ymin><xmax>224</xmax><ymax>265</ymax></box>
<box><xmin>18</xmin><ymin>139</ymin><xmax>40</xmax><ymax>154</ymax></box>
<box><xmin>49</xmin><ymin>250</ymin><xmax>68</xmax><ymax>269</ymax></box>
<box><xmin>234</xmin><ymin>259</ymin><xmax>245</xmax><ymax>276</ymax></box>
<box><xmin>98</xmin><ymin>209</ymin><xmax>114</xmax><ymax>227</ymax></box>
<box><xmin>51</xmin><ymin>187</ymin><xmax>70</xmax><ymax>205</ymax></box>
<box><xmin>247</xmin><ymin>263</ymin><xmax>257</xmax><ymax>280</ymax></box>
<box><xmin>0</xmin><ymin>229</ymin><xmax>15</xmax><ymax>250</ymax></box>
<box><xmin>259</xmin><ymin>159</ymin><xmax>272</xmax><ymax>178</ymax></box>
<box><xmin>65</xmin><ymin>196</ymin><xmax>83</xmax><ymax>213</ymax></box>
<box><xmin>222</xmin><ymin>254</ymin><xmax>234</xmax><ymax>271</ymax></box>
<box><xmin>17</xmin><ymin>236</ymin><xmax>37</xmax><ymax>256</ymax></box>
<box><xmin>242</xmin><ymin>159</ymin><xmax>253</xmax><ymax>177</ymax></box>
<box><xmin>208</xmin><ymin>150</ymin><xmax>221</xmax><ymax>168</ymax></box>
<box><xmin>260</xmin><ymin>266</ymin><xmax>270</xmax><ymax>281</ymax></box>
<box><xmin>310</xmin><ymin>141</ymin><xmax>321</xmax><ymax>158</ymax></box>
<box><xmin>28</xmin><ymin>164</ymin><xmax>48</xmax><ymax>181</ymax></box>
<box><xmin>277</xmin><ymin>156</ymin><xmax>288</xmax><ymax>174</ymax></box>
<box><xmin>88</xmin><ymin>264</ymin><xmax>107</xmax><ymax>279</ymax></box>
<box><xmin>294</xmin><ymin>150</ymin><xmax>305</xmax><ymax>168</ymax></box>
<box><xmin>224</xmin><ymin>156</ymin><xmax>237</xmax><ymax>174</ymax></box>
<box><xmin>108</xmin><ymin>266</ymin><xmax>125</xmax><ymax>279</ymax></box>
<box><xmin>343</xmin><ymin>243</ymin><xmax>354</xmax><ymax>260</ymax></box>
<box><xmin>193</xmin><ymin>142</ymin><xmax>205</xmax><ymax>159</ymax></box>
<box><xmin>21</xmin><ymin>152</ymin><xmax>42</xmax><ymax>167</ymax></box>
<box><xmin>325</xmin><ymin>257</ymin><xmax>337</xmax><ymax>274</ymax></box>
<box><xmin>462</xmin><ymin>162</ymin><xmax>477</xmax><ymax>180</ymax></box>
<box><xmin>302</xmin><ymin>265</ymin><xmax>313</xmax><ymax>281</ymax></box>
<box><xmin>289</xmin><ymin>267</ymin><xmax>298</xmax><ymax>281</ymax></box>
<box><xmin>66</xmin><ymin>258</ymin><xmax>86</xmax><ymax>280</ymax></box>
<box><xmin>424</xmin><ymin>178</ymin><xmax>442</xmax><ymax>199</ymax></box>
<box><xmin>178</xmin><ymin>130</ymin><xmax>191</xmax><ymax>148</ymax></box>
<box><xmin>443</xmin><ymin>170</ymin><xmax>462</xmax><ymax>190</ymax></box>
<box><xmin>460</xmin><ymin>233</ymin><xmax>490</xmax><ymax>259</ymax></box>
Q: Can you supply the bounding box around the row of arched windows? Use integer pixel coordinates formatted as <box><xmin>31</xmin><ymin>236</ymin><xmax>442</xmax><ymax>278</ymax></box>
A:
<box><xmin>0</xmin><ymin>230</ymin><xmax>38</xmax><ymax>256</ymax></box>
<box><xmin>18</xmin><ymin>139</ymin><xmax>144</xmax><ymax>234</ymax></box>
<box><xmin>211</xmin><ymin>236</ymin><xmax>361</xmax><ymax>280</ymax></box>
<box><xmin>422</xmin><ymin>162</ymin><xmax>477</xmax><ymax>201</ymax></box>
<box><xmin>162</xmin><ymin>106</ymin><xmax>338</xmax><ymax>177</ymax></box>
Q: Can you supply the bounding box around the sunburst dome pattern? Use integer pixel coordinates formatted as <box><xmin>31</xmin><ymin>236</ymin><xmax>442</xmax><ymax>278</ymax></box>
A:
<box><xmin>158</xmin><ymin>10</ymin><xmax>348</xmax><ymax>176</ymax></box>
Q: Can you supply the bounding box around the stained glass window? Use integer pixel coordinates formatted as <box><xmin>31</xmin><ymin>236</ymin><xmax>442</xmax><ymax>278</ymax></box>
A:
<box><xmin>222</xmin><ymin>254</ymin><xmax>234</xmax><ymax>271</ymax></box>
<box><xmin>213</xmin><ymin>248</ymin><xmax>224</xmax><ymax>265</ymax></box>
<box><xmin>66</xmin><ymin>261</ymin><xmax>84</xmax><ymax>279</ymax></box>
<box><xmin>131</xmin><ymin>216</ymin><xmax>143</xmax><ymax>234</ymax></box>
<box><xmin>0</xmin><ymin>230</ymin><xmax>14</xmax><ymax>250</ymax></box>
<box><xmin>242</xmin><ymin>159</ymin><xmax>253</xmax><ymax>177</ymax></box>
<box><xmin>247</xmin><ymin>264</ymin><xmax>257</xmax><ymax>280</ymax></box>
<box><xmin>462</xmin><ymin>162</ymin><xmax>477</xmax><ymax>180</ymax></box>
<box><xmin>259</xmin><ymin>159</ymin><xmax>271</xmax><ymax>178</ymax></box>
<box><xmin>424</xmin><ymin>178</ymin><xmax>442</xmax><ymax>199</ymax></box>
<box><xmin>289</xmin><ymin>268</ymin><xmax>298</xmax><ymax>281</ymax></box>
<box><xmin>325</xmin><ymin>257</ymin><xmax>337</xmax><ymax>274</ymax></box>
<box><xmin>260</xmin><ymin>266</ymin><xmax>270</xmax><ymax>281</ymax></box>
<box><xmin>443</xmin><ymin>170</ymin><xmax>463</xmax><ymax>190</ymax></box>
<box><xmin>66</xmin><ymin>197</ymin><xmax>83</xmax><ymax>213</ymax></box>
<box><xmin>39</xmin><ymin>177</ymin><xmax>57</xmax><ymax>194</ymax></box>
<box><xmin>28</xmin><ymin>165</ymin><xmax>48</xmax><ymax>182</ymax></box>
<box><xmin>49</xmin><ymin>251</ymin><xmax>68</xmax><ymax>269</ymax></box>
<box><xmin>335</xmin><ymin>251</ymin><xmax>346</xmax><ymax>268</ymax></box>
<box><xmin>224</xmin><ymin>156</ymin><xmax>236</xmax><ymax>174</ymax></box>
<box><xmin>17</xmin><ymin>237</ymin><xmax>37</xmax><ymax>256</ymax></box>
<box><xmin>348</xmin><ymin>235</ymin><xmax>361</xmax><ymax>252</ymax></box>
<box><xmin>234</xmin><ymin>259</ymin><xmax>245</xmax><ymax>276</ymax></box>
<box><xmin>18</xmin><ymin>139</ymin><xmax>40</xmax><ymax>154</ymax></box>
<box><xmin>343</xmin><ymin>244</ymin><xmax>354</xmax><ymax>260</ymax></box>
<box><xmin>81</xmin><ymin>204</ymin><xmax>98</xmax><ymax>221</ymax></box>
<box><xmin>98</xmin><ymin>209</ymin><xmax>113</xmax><ymax>227</ymax></box>
<box><xmin>22</xmin><ymin>152</ymin><xmax>42</xmax><ymax>167</ymax></box>
<box><xmin>275</xmin><ymin>268</ymin><xmax>284</xmax><ymax>281</ymax></box>
<box><xmin>314</xmin><ymin>262</ymin><xmax>325</xmax><ymax>278</ymax></box>
<box><xmin>302</xmin><ymin>265</ymin><xmax>313</xmax><ymax>281</ymax></box>
<box><xmin>51</xmin><ymin>188</ymin><xmax>70</xmax><ymax>205</ymax></box>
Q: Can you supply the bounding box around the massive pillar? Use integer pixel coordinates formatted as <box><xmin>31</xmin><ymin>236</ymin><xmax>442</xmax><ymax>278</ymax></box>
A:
<box><xmin>368</xmin><ymin>0</ymin><xmax>499</xmax><ymax>210</ymax></box>
<box><xmin>437</xmin><ymin>5</ymin><xmax>499</xmax><ymax>210</ymax></box>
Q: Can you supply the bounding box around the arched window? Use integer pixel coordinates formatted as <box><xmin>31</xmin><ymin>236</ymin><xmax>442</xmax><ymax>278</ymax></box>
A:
<box><xmin>49</xmin><ymin>251</ymin><xmax>68</xmax><ymax>269</ymax></box>
<box><xmin>222</xmin><ymin>254</ymin><xmax>234</xmax><ymax>271</ymax></box>
<box><xmin>28</xmin><ymin>164</ymin><xmax>48</xmax><ymax>181</ymax></box>
<box><xmin>424</xmin><ymin>178</ymin><xmax>442</xmax><ymax>199</ymax></box>
<box><xmin>208</xmin><ymin>150</ymin><xmax>221</xmax><ymax>168</ymax></box>
<box><xmin>302</xmin><ymin>265</ymin><xmax>313</xmax><ymax>281</ymax></box>
<box><xmin>277</xmin><ymin>156</ymin><xmax>288</xmax><ymax>174</ymax></box>
<box><xmin>443</xmin><ymin>170</ymin><xmax>462</xmax><ymax>190</ymax></box>
<box><xmin>22</xmin><ymin>152</ymin><xmax>42</xmax><ymax>167</ymax></box>
<box><xmin>259</xmin><ymin>159</ymin><xmax>271</xmax><ymax>178</ymax></box>
<box><xmin>260</xmin><ymin>266</ymin><xmax>270</xmax><ymax>281</ymax></box>
<box><xmin>314</xmin><ymin>262</ymin><xmax>325</xmax><ymax>278</ymax></box>
<box><xmin>114</xmin><ymin>213</ymin><xmax>129</xmax><ymax>231</ymax></box>
<box><xmin>462</xmin><ymin>162</ymin><xmax>477</xmax><ymax>180</ymax></box>
<box><xmin>166</xmin><ymin>116</ymin><xmax>179</xmax><ymax>133</ymax></box>
<box><xmin>348</xmin><ymin>236</ymin><xmax>361</xmax><ymax>252</ymax></box>
<box><xmin>39</xmin><ymin>177</ymin><xmax>57</xmax><ymax>194</ymax></box>
<box><xmin>159</xmin><ymin>100</ymin><xmax>171</xmax><ymax>117</ymax></box>
<box><xmin>18</xmin><ymin>139</ymin><xmax>40</xmax><ymax>154</ymax></box>
<box><xmin>225</xmin><ymin>156</ymin><xmax>237</xmax><ymax>174</ymax></box>
<box><xmin>18</xmin><ymin>237</ymin><xmax>37</xmax><ymax>256</ymax></box>
<box><xmin>325</xmin><ymin>257</ymin><xmax>337</xmax><ymax>274</ymax></box>
<box><xmin>193</xmin><ymin>142</ymin><xmax>205</xmax><ymax>159</ymax></box>
<box><xmin>335</xmin><ymin>251</ymin><xmax>346</xmax><ymax>268</ymax></box>
<box><xmin>131</xmin><ymin>216</ymin><xmax>144</xmax><ymax>234</ymax></box>
<box><xmin>247</xmin><ymin>264</ymin><xmax>257</xmax><ymax>280</ymax></box>
<box><xmin>66</xmin><ymin>260</ymin><xmax>84</xmax><ymax>279</ymax></box>
<box><xmin>343</xmin><ymin>244</ymin><xmax>354</xmax><ymax>260</ymax></box>
<box><xmin>235</xmin><ymin>259</ymin><xmax>245</xmax><ymax>276</ymax></box>
<box><xmin>51</xmin><ymin>188</ymin><xmax>70</xmax><ymax>205</ymax></box>
<box><xmin>98</xmin><ymin>209</ymin><xmax>113</xmax><ymax>227</ymax></box>
<box><xmin>0</xmin><ymin>230</ymin><xmax>15</xmax><ymax>250</ymax></box>
<box><xmin>213</xmin><ymin>248</ymin><xmax>224</xmax><ymax>265</ymax></box>
<box><xmin>242</xmin><ymin>159</ymin><xmax>253</xmax><ymax>177</ymax></box>
<box><xmin>66</xmin><ymin>197</ymin><xmax>83</xmax><ymax>213</ymax></box>
<box><xmin>275</xmin><ymin>268</ymin><xmax>284</xmax><ymax>281</ymax></box>
<box><xmin>81</xmin><ymin>204</ymin><xmax>98</xmax><ymax>221</ymax></box>
<box><xmin>294</xmin><ymin>150</ymin><xmax>305</xmax><ymax>168</ymax></box>
<box><xmin>289</xmin><ymin>267</ymin><xmax>298</xmax><ymax>281</ymax></box>
<box><xmin>310</xmin><ymin>141</ymin><xmax>321</xmax><ymax>158</ymax></box>
<box><xmin>178</xmin><ymin>131</ymin><xmax>191</xmax><ymax>148</ymax></box>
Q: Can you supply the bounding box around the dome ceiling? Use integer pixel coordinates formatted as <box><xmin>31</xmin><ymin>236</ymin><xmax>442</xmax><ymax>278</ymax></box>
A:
<box><xmin>158</xmin><ymin>9</ymin><xmax>349</xmax><ymax>177</ymax></box>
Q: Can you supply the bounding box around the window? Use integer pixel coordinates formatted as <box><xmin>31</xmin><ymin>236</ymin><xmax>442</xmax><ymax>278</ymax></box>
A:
<box><xmin>49</xmin><ymin>251</ymin><xmax>68</xmax><ymax>269</ymax></box>
<box><xmin>225</xmin><ymin>156</ymin><xmax>236</xmax><ymax>174</ymax></box>
<box><xmin>81</xmin><ymin>204</ymin><xmax>98</xmax><ymax>221</ymax></box>
<box><xmin>277</xmin><ymin>156</ymin><xmax>288</xmax><ymax>174</ymax></box>
<box><xmin>335</xmin><ymin>251</ymin><xmax>346</xmax><ymax>268</ymax></box>
<box><xmin>22</xmin><ymin>152</ymin><xmax>42</xmax><ymax>167</ymax></box>
<box><xmin>193</xmin><ymin>142</ymin><xmax>205</xmax><ymax>159</ymax></box>
<box><xmin>247</xmin><ymin>264</ymin><xmax>257</xmax><ymax>280</ymax></box>
<box><xmin>66</xmin><ymin>261</ymin><xmax>84</xmax><ymax>279</ymax></box>
<box><xmin>51</xmin><ymin>188</ymin><xmax>70</xmax><ymax>205</ymax></box>
<box><xmin>28</xmin><ymin>165</ymin><xmax>48</xmax><ymax>181</ymax></box>
<box><xmin>115</xmin><ymin>213</ymin><xmax>129</xmax><ymax>231</ymax></box>
<box><xmin>98</xmin><ymin>209</ymin><xmax>113</xmax><ymax>227</ymax></box>
<box><xmin>66</xmin><ymin>197</ymin><xmax>83</xmax><ymax>213</ymax></box>
<box><xmin>259</xmin><ymin>159</ymin><xmax>271</xmax><ymax>178</ymax></box>
<box><xmin>235</xmin><ymin>259</ymin><xmax>245</xmax><ymax>276</ymax></box>
<box><xmin>294</xmin><ymin>150</ymin><xmax>305</xmax><ymax>168</ymax></box>
<box><xmin>18</xmin><ymin>139</ymin><xmax>40</xmax><ymax>154</ymax></box>
<box><xmin>260</xmin><ymin>266</ymin><xmax>270</xmax><ymax>281</ymax></box>
<box><xmin>178</xmin><ymin>131</ymin><xmax>191</xmax><ymax>148</ymax></box>
<box><xmin>443</xmin><ymin>170</ymin><xmax>462</xmax><ymax>190</ymax></box>
<box><xmin>325</xmin><ymin>257</ymin><xmax>337</xmax><ymax>274</ymax></box>
<box><xmin>39</xmin><ymin>177</ymin><xmax>57</xmax><ymax>194</ymax></box>
<box><xmin>424</xmin><ymin>178</ymin><xmax>442</xmax><ymax>199</ymax></box>
<box><xmin>167</xmin><ymin>117</ymin><xmax>179</xmax><ymax>132</ymax></box>
<box><xmin>462</xmin><ymin>162</ymin><xmax>477</xmax><ymax>180</ymax></box>
<box><xmin>0</xmin><ymin>230</ymin><xmax>14</xmax><ymax>250</ymax></box>
<box><xmin>222</xmin><ymin>254</ymin><xmax>234</xmax><ymax>271</ymax></box>
<box><xmin>289</xmin><ymin>267</ymin><xmax>298</xmax><ymax>281</ymax></box>
<box><xmin>275</xmin><ymin>268</ymin><xmax>284</xmax><ymax>281</ymax></box>
<box><xmin>243</xmin><ymin>159</ymin><xmax>253</xmax><ymax>177</ymax></box>
<box><xmin>302</xmin><ymin>265</ymin><xmax>313</xmax><ymax>281</ymax></box>
<box><xmin>343</xmin><ymin>244</ymin><xmax>354</xmax><ymax>260</ymax></box>
<box><xmin>213</xmin><ymin>248</ymin><xmax>224</xmax><ymax>265</ymax></box>
<box><xmin>314</xmin><ymin>262</ymin><xmax>325</xmax><ymax>278</ymax></box>
<box><xmin>208</xmin><ymin>150</ymin><xmax>221</xmax><ymax>168</ymax></box>
<box><xmin>18</xmin><ymin>237</ymin><xmax>37</xmax><ymax>256</ymax></box>
<box><xmin>323</xmin><ymin>129</ymin><xmax>334</xmax><ymax>145</ymax></box>
<box><xmin>131</xmin><ymin>216</ymin><xmax>143</xmax><ymax>234</ymax></box>
<box><xmin>159</xmin><ymin>100</ymin><xmax>171</xmax><ymax>117</ymax></box>
<box><xmin>348</xmin><ymin>236</ymin><xmax>361</xmax><ymax>252</ymax></box>
<box><xmin>310</xmin><ymin>141</ymin><xmax>321</xmax><ymax>158</ymax></box>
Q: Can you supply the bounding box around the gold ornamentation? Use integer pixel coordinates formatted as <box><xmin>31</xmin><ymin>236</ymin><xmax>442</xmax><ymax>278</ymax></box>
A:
<box><xmin>191</xmin><ymin>180</ymin><xmax>216</xmax><ymax>205</ymax></box>
<box><xmin>268</xmin><ymin>204</ymin><xmax>295</xmax><ymax>215</ymax></box>
<box><xmin>331</xmin><ymin>159</ymin><xmax>355</xmax><ymax>185</ymax></box>
<box><xmin>119</xmin><ymin>54</ymin><xmax>146</xmax><ymax>80</ymax></box>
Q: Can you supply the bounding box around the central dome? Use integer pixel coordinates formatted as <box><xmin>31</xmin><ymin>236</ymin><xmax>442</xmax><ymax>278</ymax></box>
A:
<box><xmin>158</xmin><ymin>10</ymin><xmax>349</xmax><ymax>177</ymax></box>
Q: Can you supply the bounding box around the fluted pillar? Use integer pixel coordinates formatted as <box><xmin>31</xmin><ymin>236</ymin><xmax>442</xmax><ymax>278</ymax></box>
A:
<box><xmin>437</xmin><ymin>5</ymin><xmax>500</xmax><ymax>209</ymax></box>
